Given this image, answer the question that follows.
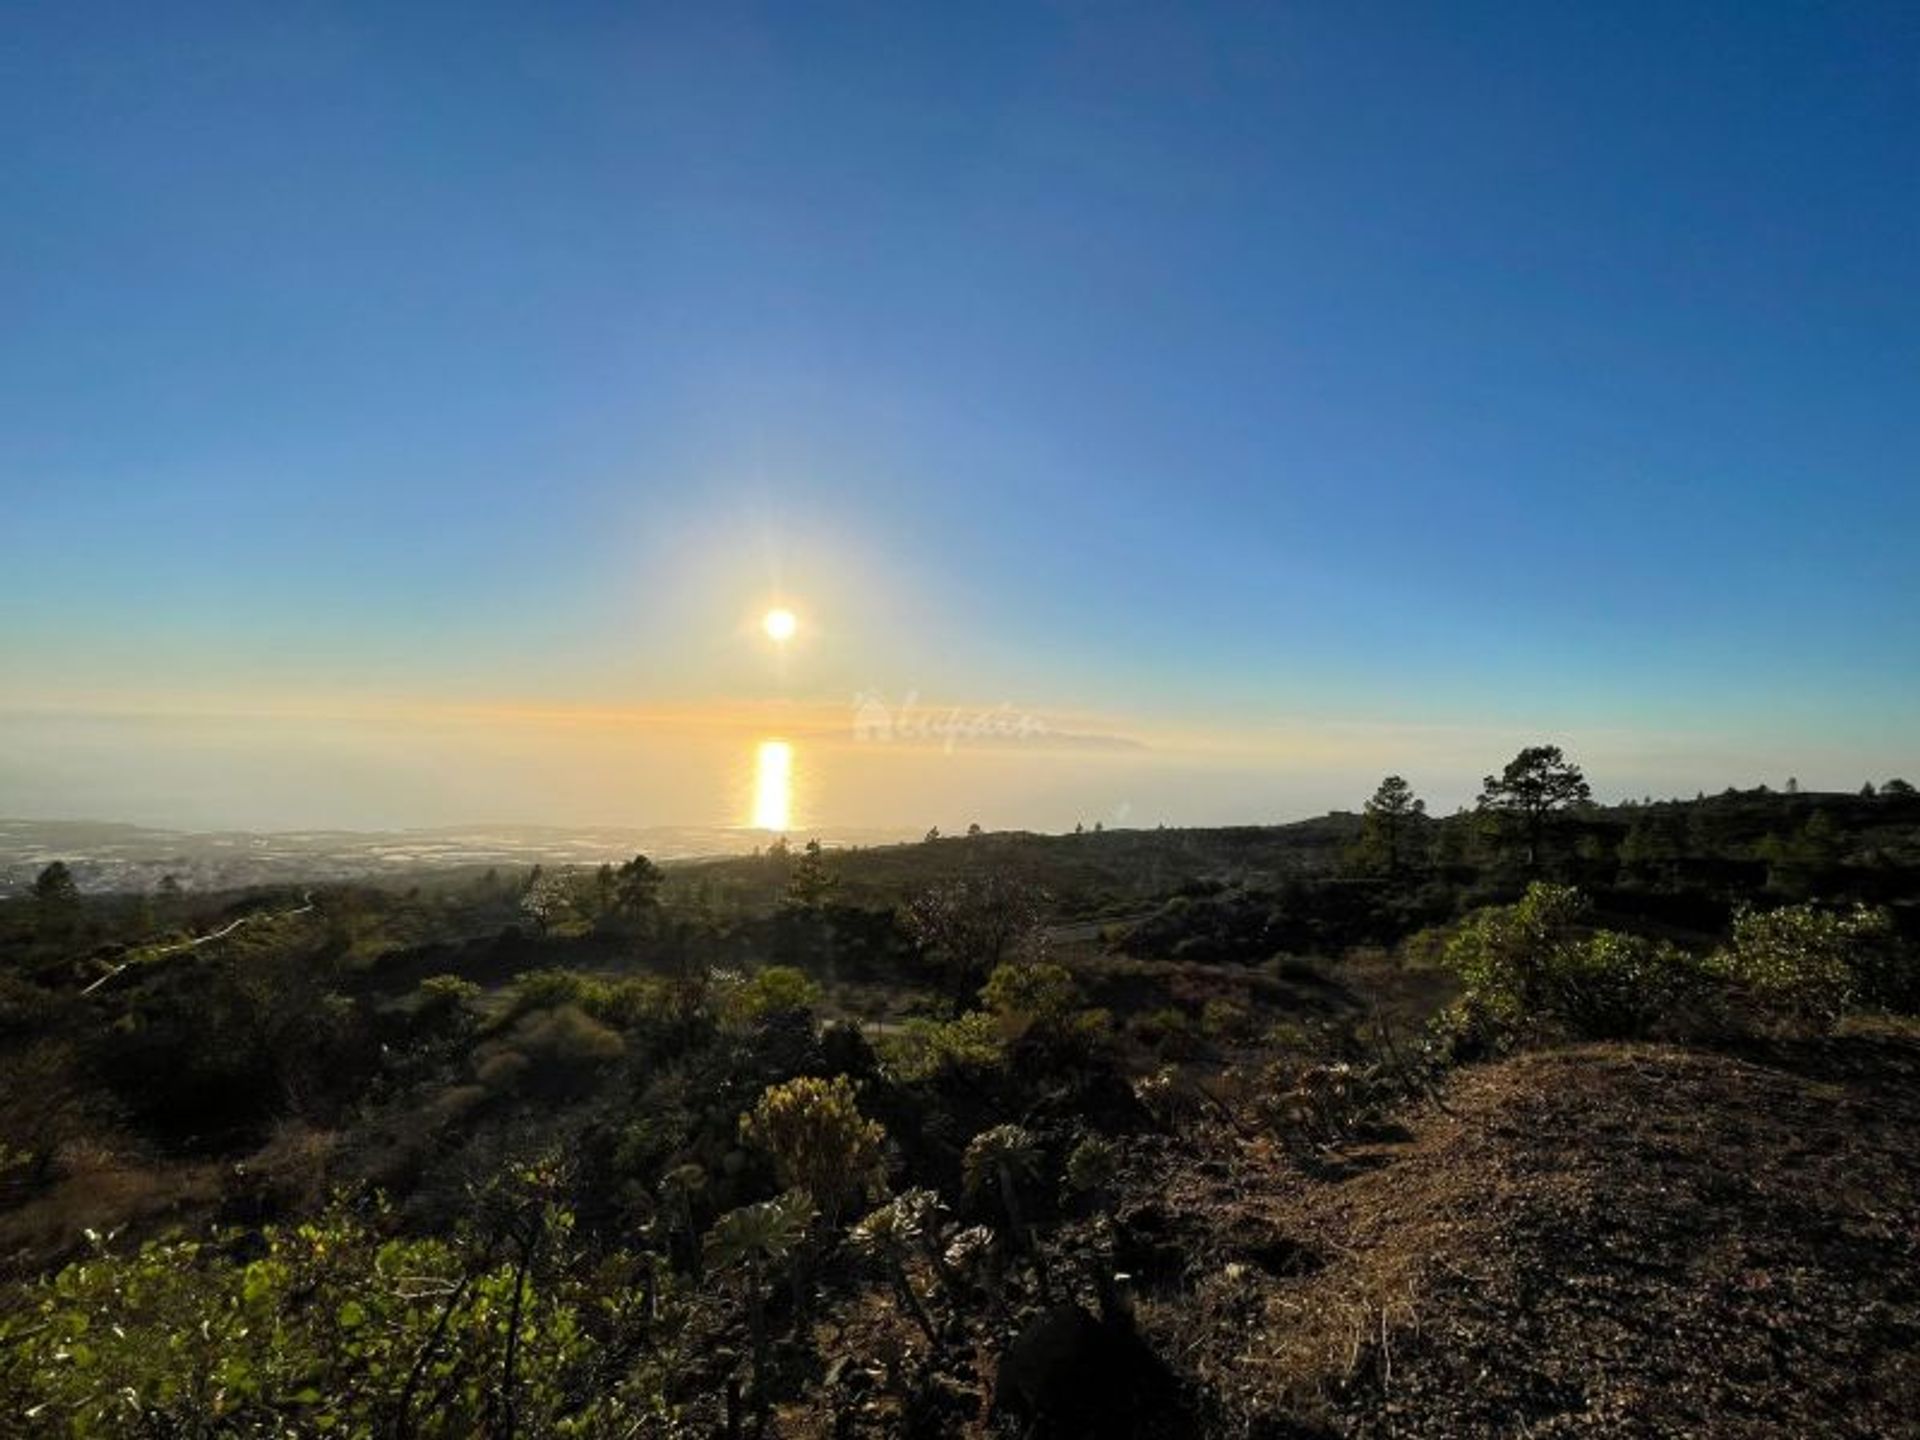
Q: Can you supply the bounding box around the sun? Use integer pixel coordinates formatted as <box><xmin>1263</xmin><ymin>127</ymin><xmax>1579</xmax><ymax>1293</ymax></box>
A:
<box><xmin>762</xmin><ymin>607</ymin><xmax>798</xmax><ymax>642</ymax></box>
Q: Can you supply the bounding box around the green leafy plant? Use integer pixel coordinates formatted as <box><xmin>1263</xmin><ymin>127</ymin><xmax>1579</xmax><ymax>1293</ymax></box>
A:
<box><xmin>723</xmin><ymin>965</ymin><xmax>822</xmax><ymax>1024</ymax></box>
<box><xmin>1199</xmin><ymin>997</ymin><xmax>1255</xmax><ymax>1044</ymax></box>
<box><xmin>739</xmin><ymin>1075</ymin><xmax>885</xmax><ymax>1227</ymax></box>
<box><xmin>1712</xmin><ymin>902</ymin><xmax>1898</xmax><ymax>1027</ymax></box>
<box><xmin>1062</xmin><ymin>1133</ymin><xmax>1121</xmax><ymax>1211</ymax></box>
<box><xmin>704</xmin><ymin>1191</ymin><xmax>817</xmax><ymax>1433</ymax></box>
<box><xmin>1134</xmin><ymin>1005</ymin><xmax>1201</xmax><ymax>1059</ymax></box>
<box><xmin>0</xmin><ymin>1199</ymin><xmax>593</xmax><ymax>1439</ymax></box>
<box><xmin>848</xmin><ymin>1189</ymin><xmax>945</xmax><ymax>1346</ymax></box>
<box><xmin>877</xmin><ymin>1012</ymin><xmax>1007</xmax><ymax>1082</ymax></box>
<box><xmin>980</xmin><ymin>961</ymin><xmax>1080</xmax><ymax>1033</ymax></box>
<box><xmin>963</xmin><ymin>1124</ymin><xmax>1048</xmax><ymax>1294</ymax></box>
<box><xmin>1444</xmin><ymin>882</ymin><xmax>1590</xmax><ymax>1025</ymax></box>
<box><xmin>1444</xmin><ymin>883</ymin><xmax>1711</xmax><ymax>1040</ymax></box>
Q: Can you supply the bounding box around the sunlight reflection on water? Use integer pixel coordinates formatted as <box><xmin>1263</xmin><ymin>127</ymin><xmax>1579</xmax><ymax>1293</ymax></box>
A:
<box><xmin>752</xmin><ymin>739</ymin><xmax>793</xmax><ymax>831</ymax></box>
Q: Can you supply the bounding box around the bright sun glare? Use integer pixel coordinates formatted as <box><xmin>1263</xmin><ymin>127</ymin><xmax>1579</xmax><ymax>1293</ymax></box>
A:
<box><xmin>753</xmin><ymin>739</ymin><xmax>793</xmax><ymax>831</ymax></box>
<box><xmin>762</xmin><ymin>608</ymin><xmax>798</xmax><ymax>642</ymax></box>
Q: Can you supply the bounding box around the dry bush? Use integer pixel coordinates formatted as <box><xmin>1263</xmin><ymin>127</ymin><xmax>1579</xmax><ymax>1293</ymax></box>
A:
<box><xmin>473</xmin><ymin>1002</ymin><xmax>624</xmax><ymax>1097</ymax></box>
<box><xmin>0</xmin><ymin>1039</ymin><xmax>90</xmax><ymax>1188</ymax></box>
<box><xmin>0</xmin><ymin>1140</ymin><xmax>223</xmax><ymax>1269</ymax></box>
<box><xmin>427</xmin><ymin>1082</ymin><xmax>490</xmax><ymax>1123</ymax></box>
<box><xmin>476</xmin><ymin>1049</ymin><xmax>532</xmax><ymax>1092</ymax></box>
<box><xmin>242</xmin><ymin>1119</ymin><xmax>339</xmax><ymax>1216</ymax></box>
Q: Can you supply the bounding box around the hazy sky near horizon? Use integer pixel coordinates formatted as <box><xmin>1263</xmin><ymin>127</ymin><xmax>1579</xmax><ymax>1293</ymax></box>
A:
<box><xmin>3</xmin><ymin>3</ymin><xmax>1916</xmax><ymax>833</ymax></box>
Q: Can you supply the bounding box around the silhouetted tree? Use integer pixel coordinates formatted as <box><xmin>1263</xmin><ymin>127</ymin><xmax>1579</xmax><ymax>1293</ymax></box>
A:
<box><xmin>612</xmin><ymin>854</ymin><xmax>663</xmax><ymax>918</ymax></box>
<box><xmin>1619</xmin><ymin>807</ymin><xmax>1687</xmax><ymax>886</ymax></box>
<box><xmin>903</xmin><ymin>874</ymin><xmax>1046</xmax><ymax>999</ymax></box>
<box><xmin>1358</xmin><ymin>775</ymin><xmax>1425</xmax><ymax>874</ymax></box>
<box><xmin>1477</xmin><ymin>746</ymin><xmax>1591</xmax><ymax>869</ymax></box>
<box><xmin>33</xmin><ymin>861</ymin><xmax>80</xmax><ymax>943</ymax></box>
<box><xmin>1760</xmin><ymin>809</ymin><xmax>1845</xmax><ymax>898</ymax></box>
<box><xmin>1429</xmin><ymin>810</ymin><xmax>1472</xmax><ymax>869</ymax></box>
<box><xmin>782</xmin><ymin>840</ymin><xmax>835</xmax><ymax>911</ymax></box>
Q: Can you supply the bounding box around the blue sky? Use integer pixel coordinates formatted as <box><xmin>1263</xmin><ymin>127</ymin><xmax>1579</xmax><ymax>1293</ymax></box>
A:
<box><xmin>2</xmin><ymin>3</ymin><xmax>1916</xmax><ymax>830</ymax></box>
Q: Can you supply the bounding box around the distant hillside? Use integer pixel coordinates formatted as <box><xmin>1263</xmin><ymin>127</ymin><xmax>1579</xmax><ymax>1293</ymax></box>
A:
<box><xmin>0</xmin><ymin>819</ymin><xmax>918</xmax><ymax>897</ymax></box>
<box><xmin>9</xmin><ymin>782</ymin><xmax>1919</xmax><ymax>908</ymax></box>
<box><xmin>674</xmin><ymin>816</ymin><xmax>1367</xmax><ymax>916</ymax></box>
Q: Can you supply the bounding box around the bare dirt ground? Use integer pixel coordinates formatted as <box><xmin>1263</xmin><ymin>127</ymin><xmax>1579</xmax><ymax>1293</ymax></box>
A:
<box><xmin>1121</xmin><ymin>1030</ymin><xmax>1920</xmax><ymax>1437</ymax></box>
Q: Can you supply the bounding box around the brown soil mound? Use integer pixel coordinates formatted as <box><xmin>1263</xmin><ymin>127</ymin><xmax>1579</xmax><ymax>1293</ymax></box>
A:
<box><xmin>1132</xmin><ymin>1035</ymin><xmax>1920</xmax><ymax>1437</ymax></box>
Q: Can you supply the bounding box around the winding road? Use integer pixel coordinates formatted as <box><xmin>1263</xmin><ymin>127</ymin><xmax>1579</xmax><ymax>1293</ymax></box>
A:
<box><xmin>78</xmin><ymin>890</ymin><xmax>316</xmax><ymax>996</ymax></box>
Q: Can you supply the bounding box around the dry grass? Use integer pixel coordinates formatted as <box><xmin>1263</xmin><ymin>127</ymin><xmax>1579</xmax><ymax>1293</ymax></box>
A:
<box><xmin>0</xmin><ymin>1137</ymin><xmax>224</xmax><ymax>1272</ymax></box>
<box><xmin>1128</xmin><ymin>1032</ymin><xmax>1920</xmax><ymax>1435</ymax></box>
<box><xmin>239</xmin><ymin>1118</ymin><xmax>340</xmax><ymax>1215</ymax></box>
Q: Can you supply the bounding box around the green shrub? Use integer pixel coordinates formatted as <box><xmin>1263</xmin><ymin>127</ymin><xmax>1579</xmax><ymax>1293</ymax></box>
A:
<box><xmin>413</xmin><ymin>973</ymin><xmax>481</xmax><ymax>1036</ymax></box>
<box><xmin>1262</xmin><ymin>1018</ymin><xmax>1318</xmax><ymax>1053</ymax></box>
<box><xmin>0</xmin><ymin>1200</ymin><xmax>596</xmax><ymax>1437</ymax></box>
<box><xmin>509</xmin><ymin>968</ymin><xmax>669</xmax><ymax>1029</ymax></box>
<box><xmin>579</xmin><ymin>974</ymin><xmax>672</xmax><ymax>1029</ymax></box>
<box><xmin>980</xmin><ymin>961</ymin><xmax>1079</xmax><ymax>1031</ymax></box>
<box><xmin>1443</xmin><ymin>882</ymin><xmax>1589</xmax><ymax>1025</ymax></box>
<box><xmin>1199</xmin><ymin>997</ymin><xmax>1254</xmax><ymax>1044</ymax></box>
<box><xmin>0</xmin><ymin>972</ymin><xmax>64</xmax><ymax>1036</ymax></box>
<box><xmin>723</xmin><ymin>965</ymin><xmax>821</xmax><ymax>1024</ymax></box>
<box><xmin>878</xmin><ymin>1012</ymin><xmax>1007</xmax><ymax>1083</ymax></box>
<box><xmin>613</xmin><ymin>1071</ymin><xmax>694</xmax><ymax>1181</ymax></box>
<box><xmin>1444</xmin><ymin>883</ymin><xmax>1710</xmax><ymax>1040</ymax></box>
<box><xmin>1712</xmin><ymin>903</ymin><xmax>1898</xmax><ymax>1027</ymax></box>
<box><xmin>510</xmin><ymin>967</ymin><xmax>593</xmax><ymax>1014</ymax></box>
<box><xmin>1062</xmin><ymin>1133</ymin><xmax>1121</xmax><ymax>1203</ymax></box>
<box><xmin>1538</xmin><ymin>930</ymin><xmax>1708</xmax><ymax>1038</ymax></box>
<box><xmin>515</xmin><ymin>1003</ymin><xmax>625</xmax><ymax>1062</ymax></box>
<box><xmin>1133</xmin><ymin>1006</ymin><xmax>1200</xmax><ymax>1059</ymax></box>
<box><xmin>739</xmin><ymin>1075</ymin><xmax>886</xmax><ymax>1226</ymax></box>
<box><xmin>417</xmin><ymin>972</ymin><xmax>480</xmax><ymax>1008</ymax></box>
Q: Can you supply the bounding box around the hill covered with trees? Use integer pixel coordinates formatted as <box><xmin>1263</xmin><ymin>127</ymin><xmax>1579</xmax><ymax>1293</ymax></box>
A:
<box><xmin>2</xmin><ymin>747</ymin><xmax>1919</xmax><ymax>1436</ymax></box>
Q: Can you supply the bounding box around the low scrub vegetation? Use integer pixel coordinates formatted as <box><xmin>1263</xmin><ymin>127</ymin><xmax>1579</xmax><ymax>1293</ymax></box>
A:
<box><xmin>1442</xmin><ymin>882</ymin><xmax>1910</xmax><ymax>1051</ymax></box>
<box><xmin>3</xmin><ymin>760</ymin><xmax>1918</xmax><ymax>1435</ymax></box>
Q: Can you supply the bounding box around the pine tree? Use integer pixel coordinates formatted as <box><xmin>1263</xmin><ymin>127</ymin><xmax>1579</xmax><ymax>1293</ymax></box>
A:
<box><xmin>1359</xmin><ymin>775</ymin><xmax>1426</xmax><ymax>874</ymax></box>
<box><xmin>783</xmin><ymin>840</ymin><xmax>836</xmax><ymax>911</ymax></box>
<box><xmin>1476</xmin><ymin>746</ymin><xmax>1591</xmax><ymax>869</ymax></box>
